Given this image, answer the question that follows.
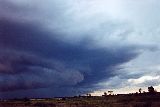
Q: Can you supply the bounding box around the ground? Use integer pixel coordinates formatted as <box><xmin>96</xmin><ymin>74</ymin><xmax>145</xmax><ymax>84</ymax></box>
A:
<box><xmin>1</xmin><ymin>94</ymin><xmax>160</xmax><ymax>107</ymax></box>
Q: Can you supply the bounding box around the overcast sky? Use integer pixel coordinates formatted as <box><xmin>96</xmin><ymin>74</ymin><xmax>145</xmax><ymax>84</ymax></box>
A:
<box><xmin>0</xmin><ymin>0</ymin><xmax>160</xmax><ymax>98</ymax></box>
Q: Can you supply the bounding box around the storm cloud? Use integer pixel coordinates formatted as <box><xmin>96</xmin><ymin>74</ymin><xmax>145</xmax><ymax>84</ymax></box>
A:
<box><xmin>0</xmin><ymin>0</ymin><xmax>160</xmax><ymax>98</ymax></box>
<box><xmin>0</xmin><ymin>20</ymin><xmax>138</xmax><ymax>98</ymax></box>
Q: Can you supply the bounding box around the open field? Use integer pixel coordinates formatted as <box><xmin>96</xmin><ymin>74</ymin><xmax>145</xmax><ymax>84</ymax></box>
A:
<box><xmin>1</xmin><ymin>94</ymin><xmax>160</xmax><ymax>107</ymax></box>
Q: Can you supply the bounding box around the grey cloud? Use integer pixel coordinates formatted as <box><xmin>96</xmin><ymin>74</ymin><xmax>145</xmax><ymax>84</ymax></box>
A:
<box><xmin>0</xmin><ymin>49</ymin><xmax>83</xmax><ymax>92</ymax></box>
<box><xmin>138</xmin><ymin>79</ymin><xmax>160</xmax><ymax>87</ymax></box>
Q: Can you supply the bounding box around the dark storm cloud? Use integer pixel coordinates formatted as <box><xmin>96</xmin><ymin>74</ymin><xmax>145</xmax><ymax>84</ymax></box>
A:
<box><xmin>0</xmin><ymin>49</ymin><xmax>84</xmax><ymax>92</ymax></box>
<box><xmin>0</xmin><ymin>20</ymin><xmax>138</xmax><ymax>98</ymax></box>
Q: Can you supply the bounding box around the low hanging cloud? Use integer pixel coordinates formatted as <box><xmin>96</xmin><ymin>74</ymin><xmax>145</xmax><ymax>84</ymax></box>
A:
<box><xmin>0</xmin><ymin>49</ymin><xmax>84</xmax><ymax>92</ymax></box>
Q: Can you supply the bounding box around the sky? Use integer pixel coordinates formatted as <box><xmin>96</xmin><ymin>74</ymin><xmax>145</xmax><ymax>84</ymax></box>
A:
<box><xmin>0</xmin><ymin>0</ymin><xmax>160</xmax><ymax>98</ymax></box>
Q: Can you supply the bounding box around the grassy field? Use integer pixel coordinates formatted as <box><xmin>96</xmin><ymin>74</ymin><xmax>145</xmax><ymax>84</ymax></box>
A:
<box><xmin>1</xmin><ymin>94</ymin><xmax>160</xmax><ymax>107</ymax></box>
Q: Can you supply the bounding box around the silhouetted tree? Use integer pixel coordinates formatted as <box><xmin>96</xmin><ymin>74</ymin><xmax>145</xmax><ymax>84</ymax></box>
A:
<box><xmin>139</xmin><ymin>88</ymin><xmax>142</xmax><ymax>93</ymax></box>
<box><xmin>148</xmin><ymin>86</ymin><xmax>155</xmax><ymax>94</ymax></box>
<box><xmin>108</xmin><ymin>91</ymin><xmax>113</xmax><ymax>95</ymax></box>
<box><xmin>86</xmin><ymin>93</ymin><xmax>91</xmax><ymax>97</ymax></box>
<box><xmin>104</xmin><ymin>92</ymin><xmax>107</xmax><ymax>96</ymax></box>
